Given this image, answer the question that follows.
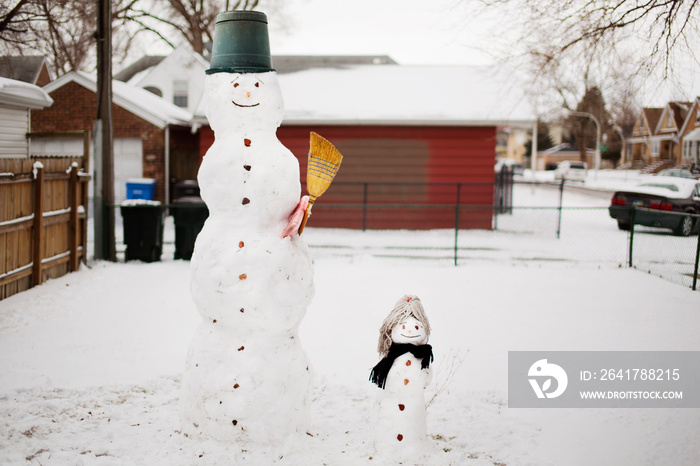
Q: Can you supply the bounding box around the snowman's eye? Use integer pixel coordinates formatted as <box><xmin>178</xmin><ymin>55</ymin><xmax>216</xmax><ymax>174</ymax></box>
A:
<box><xmin>415</xmin><ymin>325</ymin><xmax>419</xmax><ymax>330</ymax></box>
<box><xmin>255</xmin><ymin>82</ymin><xmax>260</xmax><ymax>87</ymax></box>
<box><xmin>233</xmin><ymin>83</ymin><xmax>239</xmax><ymax>88</ymax></box>
<box><xmin>402</xmin><ymin>325</ymin><xmax>405</xmax><ymax>329</ymax></box>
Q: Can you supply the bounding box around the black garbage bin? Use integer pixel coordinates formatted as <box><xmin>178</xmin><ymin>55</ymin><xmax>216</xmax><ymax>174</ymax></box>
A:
<box><xmin>120</xmin><ymin>203</ymin><xmax>165</xmax><ymax>262</ymax></box>
<box><xmin>172</xmin><ymin>196</ymin><xmax>209</xmax><ymax>260</ymax></box>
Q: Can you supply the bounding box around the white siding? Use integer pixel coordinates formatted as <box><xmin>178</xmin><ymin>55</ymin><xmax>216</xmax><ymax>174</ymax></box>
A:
<box><xmin>0</xmin><ymin>104</ymin><xmax>29</xmax><ymax>158</ymax></box>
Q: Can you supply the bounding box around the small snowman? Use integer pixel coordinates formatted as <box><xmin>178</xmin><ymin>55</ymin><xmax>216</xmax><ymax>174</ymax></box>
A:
<box><xmin>370</xmin><ymin>295</ymin><xmax>433</xmax><ymax>461</ymax></box>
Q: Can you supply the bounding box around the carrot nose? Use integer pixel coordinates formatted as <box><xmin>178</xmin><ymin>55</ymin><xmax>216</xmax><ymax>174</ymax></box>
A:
<box><xmin>246</xmin><ymin>91</ymin><xmax>250</xmax><ymax>97</ymax></box>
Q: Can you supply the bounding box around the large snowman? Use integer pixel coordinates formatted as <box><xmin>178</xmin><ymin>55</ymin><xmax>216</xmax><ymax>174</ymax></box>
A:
<box><xmin>180</xmin><ymin>11</ymin><xmax>314</xmax><ymax>452</ymax></box>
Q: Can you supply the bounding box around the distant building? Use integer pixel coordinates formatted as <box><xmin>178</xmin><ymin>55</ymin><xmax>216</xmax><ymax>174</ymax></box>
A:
<box><xmin>624</xmin><ymin>101</ymin><xmax>699</xmax><ymax>172</ymax></box>
<box><xmin>0</xmin><ymin>56</ymin><xmax>53</xmax><ymax>87</ymax></box>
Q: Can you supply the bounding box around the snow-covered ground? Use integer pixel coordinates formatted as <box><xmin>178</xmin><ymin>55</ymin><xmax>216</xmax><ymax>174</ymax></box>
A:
<box><xmin>1</xmin><ymin>171</ymin><xmax>699</xmax><ymax>465</ymax></box>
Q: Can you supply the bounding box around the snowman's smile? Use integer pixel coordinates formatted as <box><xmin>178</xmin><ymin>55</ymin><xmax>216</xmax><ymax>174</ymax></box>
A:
<box><xmin>232</xmin><ymin>100</ymin><xmax>260</xmax><ymax>108</ymax></box>
<box><xmin>399</xmin><ymin>333</ymin><xmax>420</xmax><ymax>339</ymax></box>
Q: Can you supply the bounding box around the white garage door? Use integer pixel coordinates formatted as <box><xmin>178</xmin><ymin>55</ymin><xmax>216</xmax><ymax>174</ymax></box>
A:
<box><xmin>113</xmin><ymin>138</ymin><xmax>143</xmax><ymax>203</ymax></box>
<box><xmin>30</xmin><ymin>136</ymin><xmax>143</xmax><ymax>204</ymax></box>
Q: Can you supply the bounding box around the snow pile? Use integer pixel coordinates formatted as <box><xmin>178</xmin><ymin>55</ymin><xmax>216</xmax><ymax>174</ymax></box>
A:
<box><xmin>2</xmin><ymin>180</ymin><xmax>700</xmax><ymax>464</ymax></box>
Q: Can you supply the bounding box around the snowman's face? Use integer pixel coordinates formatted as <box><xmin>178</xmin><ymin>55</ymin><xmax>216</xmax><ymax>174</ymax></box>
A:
<box><xmin>390</xmin><ymin>316</ymin><xmax>428</xmax><ymax>345</ymax></box>
<box><xmin>204</xmin><ymin>71</ymin><xmax>284</xmax><ymax>133</ymax></box>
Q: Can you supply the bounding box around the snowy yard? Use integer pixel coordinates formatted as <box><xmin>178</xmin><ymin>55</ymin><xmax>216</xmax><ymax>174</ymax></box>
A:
<box><xmin>1</xmin><ymin>173</ymin><xmax>699</xmax><ymax>465</ymax></box>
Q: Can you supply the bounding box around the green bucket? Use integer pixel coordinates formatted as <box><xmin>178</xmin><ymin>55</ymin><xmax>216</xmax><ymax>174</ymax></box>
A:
<box><xmin>207</xmin><ymin>11</ymin><xmax>274</xmax><ymax>74</ymax></box>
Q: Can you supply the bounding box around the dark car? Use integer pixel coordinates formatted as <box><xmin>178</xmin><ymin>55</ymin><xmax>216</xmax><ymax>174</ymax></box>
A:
<box><xmin>609</xmin><ymin>179</ymin><xmax>700</xmax><ymax>236</ymax></box>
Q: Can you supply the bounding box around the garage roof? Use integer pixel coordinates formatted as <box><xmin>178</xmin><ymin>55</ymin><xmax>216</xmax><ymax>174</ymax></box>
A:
<box><xmin>278</xmin><ymin>65</ymin><xmax>536</xmax><ymax>126</ymax></box>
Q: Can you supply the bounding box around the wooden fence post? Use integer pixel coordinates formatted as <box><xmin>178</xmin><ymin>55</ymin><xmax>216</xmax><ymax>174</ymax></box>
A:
<box><xmin>32</xmin><ymin>162</ymin><xmax>44</xmax><ymax>287</ymax></box>
<box><xmin>69</xmin><ymin>163</ymin><xmax>79</xmax><ymax>272</ymax></box>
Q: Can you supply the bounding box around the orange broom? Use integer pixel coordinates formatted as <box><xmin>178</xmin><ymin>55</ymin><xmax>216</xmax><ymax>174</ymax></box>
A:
<box><xmin>298</xmin><ymin>132</ymin><xmax>343</xmax><ymax>234</ymax></box>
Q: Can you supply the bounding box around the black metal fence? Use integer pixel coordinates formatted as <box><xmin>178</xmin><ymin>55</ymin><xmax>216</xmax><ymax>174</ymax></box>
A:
<box><xmin>307</xmin><ymin>180</ymin><xmax>699</xmax><ymax>291</ymax></box>
<box><xmin>110</xmin><ymin>178</ymin><xmax>700</xmax><ymax>291</ymax></box>
<box><xmin>627</xmin><ymin>208</ymin><xmax>700</xmax><ymax>291</ymax></box>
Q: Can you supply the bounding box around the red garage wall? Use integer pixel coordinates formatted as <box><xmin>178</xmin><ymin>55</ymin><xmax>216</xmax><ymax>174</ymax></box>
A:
<box><xmin>199</xmin><ymin>124</ymin><xmax>496</xmax><ymax>230</ymax></box>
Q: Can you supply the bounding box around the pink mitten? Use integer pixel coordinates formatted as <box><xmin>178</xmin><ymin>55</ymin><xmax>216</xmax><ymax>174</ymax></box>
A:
<box><xmin>281</xmin><ymin>195</ymin><xmax>309</xmax><ymax>238</ymax></box>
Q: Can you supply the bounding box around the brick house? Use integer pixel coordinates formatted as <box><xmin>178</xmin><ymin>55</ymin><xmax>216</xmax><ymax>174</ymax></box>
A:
<box><xmin>31</xmin><ymin>71</ymin><xmax>193</xmax><ymax>203</ymax></box>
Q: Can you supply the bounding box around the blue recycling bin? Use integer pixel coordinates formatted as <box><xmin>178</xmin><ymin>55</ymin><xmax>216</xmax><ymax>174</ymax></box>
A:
<box><xmin>126</xmin><ymin>178</ymin><xmax>156</xmax><ymax>200</ymax></box>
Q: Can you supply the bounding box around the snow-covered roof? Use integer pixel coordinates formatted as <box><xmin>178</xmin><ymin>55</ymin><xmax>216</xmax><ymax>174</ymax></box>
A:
<box><xmin>43</xmin><ymin>71</ymin><xmax>192</xmax><ymax>129</ymax></box>
<box><xmin>0</xmin><ymin>76</ymin><xmax>53</xmax><ymax>109</ymax></box>
<box><xmin>278</xmin><ymin>65</ymin><xmax>537</xmax><ymax>126</ymax></box>
<box><xmin>193</xmin><ymin>64</ymin><xmax>537</xmax><ymax>127</ymax></box>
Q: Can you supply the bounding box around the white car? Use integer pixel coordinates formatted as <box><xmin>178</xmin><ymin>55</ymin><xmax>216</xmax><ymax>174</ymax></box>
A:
<box><xmin>554</xmin><ymin>161</ymin><xmax>587</xmax><ymax>181</ymax></box>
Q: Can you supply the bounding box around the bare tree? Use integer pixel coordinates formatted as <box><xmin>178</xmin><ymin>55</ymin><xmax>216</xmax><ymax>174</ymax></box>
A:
<box><xmin>118</xmin><ymin>0</ymin><xmax>272</xmax><ymax>55</ymax></box>
<box><xmin>467</xmin><ymin>0</ymin><xmax>693</xmax><ymax>161</ymax></box>
<box><xmin>477</xmin><ymin>0</ymin><xmax>700</xmax><ymax>76</ymax></box>
<box><xmin>1</xmin><ymin>0</ymin><xmax>138</xmax><ymax>73</ymax></box>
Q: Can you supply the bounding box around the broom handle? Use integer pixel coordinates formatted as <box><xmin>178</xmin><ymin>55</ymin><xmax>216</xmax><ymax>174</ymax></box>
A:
<box><xmin>297</xmin><ymin>198</ymin><xmax>315</xmax><ymax>235</ymax></box>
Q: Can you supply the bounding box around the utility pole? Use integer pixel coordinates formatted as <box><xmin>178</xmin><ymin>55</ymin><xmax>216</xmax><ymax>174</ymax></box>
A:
<box><xmin>95</xmin><ymin>0</ymin><xmax>116</xmax><ymax>261</ymax></box>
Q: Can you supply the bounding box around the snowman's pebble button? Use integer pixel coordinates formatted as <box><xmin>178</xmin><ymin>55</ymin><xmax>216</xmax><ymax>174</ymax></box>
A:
<box><xmin>240</xmin><ymin>308</ymin><xmax>245</xmax><ymax>313</ymax></box>
<box><xmin>242</xmin><ymin>197</ymin><xmax>250</xmax><ymax>205</ymax></box>
<box><xmin>239</xmin><ymin>274</ymin><xmax>247</xmax><ymax>280</ymax></box>
<box><xmin>404</xmin><ymin>379</ymin><xmax>409</xmax><ymax>385</ymax></box>
<box><xmin>232</xmin><ymin>420</ymin><xmax>238</xmax><ymax>426</ymax></box>
<box><xmin>238</xmin><ymin>346</ymin><xmax>245</xmax><ymax>351</ymax></box>
<box><xmin>239</xmin><ymin>241</ymin><xmax>244</xmax><ymax>248</ymax></box>
<box><xmin>397</xmin><ymin>434</ymin><xmax>403</xmax><ymax>441</ymax></box>
<box><xmin>398</xmin><ymin>404</ymin><xmax>405</xmax><ymax>411</ymax></box>
<box><xmin>244</xmin><ymin>138</ymin><xmax>251</xmax><ymax>147</ymax></box>
<box><xmin>243</xmin><ymin>165</ymin><xmax>251</xmax><ymax>171</ymax></box>
<box><xmin>406</xmin><ymin>360</ymin><xmax>411</xmax><ymax>366</ymax></box>
<box><xmin>233</xmin><ymin>383</ymin><xmax>240</xmax><ymax>389</ymax></box>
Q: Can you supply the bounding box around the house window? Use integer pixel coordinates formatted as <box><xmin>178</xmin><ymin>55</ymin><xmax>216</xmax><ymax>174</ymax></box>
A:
<box><xmin>173</xmin><ymin>80</ymin><xmax>188</xmax><ymax>108</ymax></box>
<box><xmin>651</xmin><ymin>140</ymin><xmax>659</xmax><ymax>156</ymax></box>
<box><xmin>667</xmin><ymin>111</ymin><xmax>674</xmax><ymax>128</ymax></box>
<box><xmin>696</xmin><ymin>110</ymin><xmax>700</xmax><ymax>126</ymax></box>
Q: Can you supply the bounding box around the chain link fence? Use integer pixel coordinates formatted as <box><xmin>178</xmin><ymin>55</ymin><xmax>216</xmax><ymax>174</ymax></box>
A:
<box><xmin>306</xmin><ymin>180</ymin><xmax>699</xmax><ymax>291</ymax></box>
<box><xmin>627</xmin><ymin>208</ymin><xmax>700</xmax><ymax>291</ymax></box>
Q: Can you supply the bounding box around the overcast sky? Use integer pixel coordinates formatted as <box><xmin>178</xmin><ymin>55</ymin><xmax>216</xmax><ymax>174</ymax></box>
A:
<box><xmin>258</xmin><ymin>0</ymin><xmax>700</xmax><ymax>106</ymax></box>
<box><xmin>266</xmin><ymin>0</ymin><xmax>493</xmax><ymax>66</ymax></box>
<box><xmin>135</xmin><ymin>0</ymin><xmax>700</xmax><ymax>108</ymax></box>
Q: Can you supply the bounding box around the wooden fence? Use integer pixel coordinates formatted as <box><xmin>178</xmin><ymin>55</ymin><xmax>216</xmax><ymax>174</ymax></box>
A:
<box><xmin>0</xmin><ymin>156</ymin><xmax>90</xmax><ymax>300</ymax></box>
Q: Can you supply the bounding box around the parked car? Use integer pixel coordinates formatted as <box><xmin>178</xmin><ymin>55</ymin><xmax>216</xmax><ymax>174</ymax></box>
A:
<box><xmin>656</xmin><ymin>168</ymin><xmax>697</xmax><ymax>179</ymax></box>
<box><xmin>495</xmin><ymin>157</ymin><xmax>524</xmax><ymax>175</ymax></box>
<box><xmin>554</xmin><ymin>161</ymin><xmax>587</xmax><ymax>181</ymax></box>
<box><xmin>608</xmin><ymin>178</ymin><xmax>700</xmax><ymax>236</ymax></box>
